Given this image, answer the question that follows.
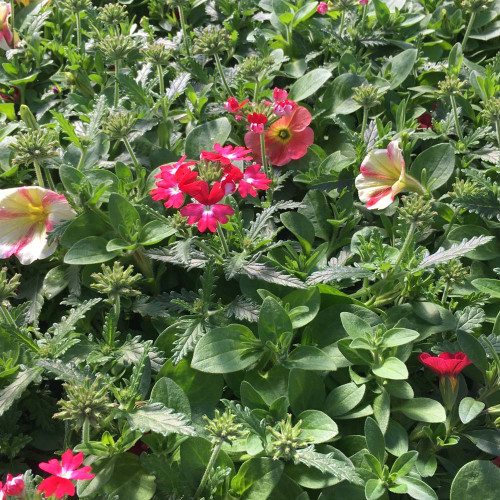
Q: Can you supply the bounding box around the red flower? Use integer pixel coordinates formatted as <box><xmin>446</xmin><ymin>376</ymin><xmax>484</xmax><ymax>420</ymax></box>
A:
<box><xmin>4</xmin><ymin>473</ymin><xmax>24</xmax><ymax>496</ymax></box>
<box><xmin>247</xmin><ymin>113</ymin><xmax>268</xmax><ymax>134</ymax></box>
<box><xmin>419</xmin><ymin>352</ymin><xmax>471</xmax><ymax>378</ymax></box>
<box><xmin>200</xmin><ymin>143</ymin><xmax>253</xmax><ymax>165</ymax></box>
<box><xmin>273</xmin><ymin>88</ymin><xmax>289</xmax><ymax>102</ymax></box>
<box><xmin>493</xmin><ymin>457</ymin><xmax>500</xmax><ymax>468</ymax></box>
<box><xmin>180</xmin><ymin>181</ymin><xmax>234</xmax><ymax>232</ymax></box>
<box><xmin>38</xmin><ymin>449</ymin><xmax>95</xmax><ymax>499</ymax></box>
<box><xmin>157</xmin><ymin>155</ymin><xmax>198</xmax><ymax>176</ymax></box>
<box><xmin>417</xmin><ymin>112</ymin><xmax>433</xmax><ymax>129</ymax></box>
<box><xmin>0</xmin><ymin>87</ymin><xmax>20</xmax><ymax>103</ymax></box>
<box><xmin>273</xmin><ymin>99</ymin><xmax>297</xmax><ymax>117</ymax></box>
<box><xmin>317</xmin><ymin>2</ymin><xmax>329</xmax><ymax>14</ymax></box>
<box><xmin>224</xmin><ymin>97</ymin><xmax>249</xmax><ymax>114</ymax></box>
<box><xmin>150</xmin><ymin>165</ymin><xmax>198</xmax><ymax>209</ymax></box>
<box><xmin>238</xmin><ymin>164</ymin><xmax>272</xmax><ymax>198</ymax></box>
<box><xmin>245</xmin><ymin>105</ymin><xmax>314</xmax><ymax>166</ymax></box>
<box><xmin>359</xmin><ymin>0</ymin><xmax>369</xmax><ymax>5</ymax></box>
<box><xmin>221</xmin><ymin>164</ymin><xmax>243</xmax><ymax>195</ymax></box>
<box><xmin>0</xmin><ymin>481</ymin><xmax>4</xmax><ymax>500</ymax></box>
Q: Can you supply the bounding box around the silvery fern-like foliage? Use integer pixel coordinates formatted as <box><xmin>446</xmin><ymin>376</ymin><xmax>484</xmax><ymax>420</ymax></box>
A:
<box><xmin>226</xmin><ymin>296</ymin><xmax>260</xmax><ymax>322</ymax></box>
<box><xmin>455</xmin><ymin>307</ymin><xmax>486</xmax><ymax>334</ymax></box>
<box><xmin>418</xmin><ymin>236</ymin><xmax>495</xmax><ymax>269</ymax></box>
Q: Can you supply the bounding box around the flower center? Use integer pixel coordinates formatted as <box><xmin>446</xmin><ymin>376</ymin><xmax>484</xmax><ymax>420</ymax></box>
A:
<box><xmin>27</xmin><ymin>203</ymin><xmax>49</xmax><ymax>223</ymax></box>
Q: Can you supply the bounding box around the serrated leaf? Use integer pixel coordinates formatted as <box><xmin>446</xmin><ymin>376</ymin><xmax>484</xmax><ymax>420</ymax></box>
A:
<box><xmin>455</xmin><ymin>307</ymin><xmax>485</xmax><ymax>333</ymax></box>
<box><xmin>226</xmin><ymin>296</ymin><xmax>260</xmax><ymax>323</ymax></box>
<box><xmin>122</xmin><ymin>403</ymin><xmax>196</xmax><ymax>437</ymax></box>
<box><xmin>454</xmin><ymin>191</ymin><xmax>500</xmax><ymax>221</ymax></box>
<box><xmin>36</xmin><ymin>360</ymin><xmax>84</xmax><ymax>382</ymax></box>
<box><xmin>171</xmin><ymin>318</ymin><xmax>206</xmax><ymax>365</ymax></box>
<box><xmin>307</xmin><ymin>265</ymin><xmax>371</xmax><ymax>285</ymax></box>
<box><xmin>242</xmin><ymin>262</ymin><xmax>308</xmax><ymax>289</ymax></box>
<box><xmin>166</xmin><ymin>72</ymin><xmax>190</xmax><ymax>100</ymax></box>
<box><xmin>295</xmin><ymin>446</ymin><xmax>363</xmax><ymax>485</ymax></box>
<box><xmin>418</xmin><ymin>237</ymin><xmax>495</xmax><ymax>269</ymax></box>
<box><xmin>0</xmin><ymin>367</ymin><xmax>43</xmax><ymax>416</ymax></box>
<box><xmin>88</xmin><ymin>95</ymin><xmax>107</xmax><ymax>140</ymax></box>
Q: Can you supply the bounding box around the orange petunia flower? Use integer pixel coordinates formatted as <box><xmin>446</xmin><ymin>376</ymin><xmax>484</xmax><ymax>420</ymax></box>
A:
<box><xmin>244</xmin><ymin>105</ymin><xmax>314</xmax><ymax>167</ymax></box>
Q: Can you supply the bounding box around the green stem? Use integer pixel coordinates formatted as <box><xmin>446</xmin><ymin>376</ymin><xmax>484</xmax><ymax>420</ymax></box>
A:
<box><xmin>214</xmin><ymin>54</ymin><xmax>232</xmax><ymax>97</ymax></box>
<box><xmin>9</xmin><ymin>1</ymin><xmax>15</xmax><ymax>47</ymax></box>
<box><xmin>76</xmin><ymin>147</ymin><xmax>87</xmax><ymax>171</ymax></box>
<box><xmin>361</xmin><ymin>4</ymin><xmax>367</xmax><ymax>33</ymax></box>
<box><xmin>194</xmin><ymin>239</ymin><xmax>224</xmax><ymax>264</ymax></box>
<box><xmin>389</xmin><ymin>223</ymin><xmax>416</xmax><ymax>276</ymax></box>
<box><xmin>32</xmin><ymin>160</ymin><xmax>45</xmax><ymax>188</ymax></box>
<box><xmin>360</xmin><ymin>106</ymin><xmax>368</xmax><ymax>139</ymax></box>
<box><xmin>260</xmin><ymin>133</ymin><xmax>272</xmax><ymax>203</ymax></box>
<box><xmin>194</xmin><ymin>441</ymin><xmax>223</xmax><ymax>500</ymax></box>
<box><xmin>496</xmin><ymin>120</ymin><xmax>500</xmax><ymax>147</ymax></box>
<box><xmin>157</xmin><ymin>64</ymin><xmax>164</xmax><ymax>95</ymax></box>
<box><xmin>75</xmin><ymin>11</ymin><xmax>82</xmax><ymax>53</ymax></box>
<box><xmin>1</xmin><ymin>304</ymin><xmax>17</xmax><ymax>328</ymax></box>
<box><xmin>441</xmin><ymin>282</ymin><xmax>450</xmax><ymax>305</ymax></box>
<box><xmin>46</xmin><ymin>169</ymin><xmax>56</xmax><ymax>191</ymax></box>
<box><xmin>123</xmin><ymin>137</ymin><xmax>142</xmax><ymax>179</ymax></box>
<box><xmin>114</xmin><ymin>61</ymin><xmax>119</xmax><ymax>108</ymax></box>
<box><xmin>82</xmin><ymin>417</ymin><xmax>90</xmax><ymax>444</ymax></box>
<box><xmin>462</xmin><ymin>10</ymin><xmax>476</xmax><ymax>52</ymax></box>
<box><xmin>112</xmin><ymin>293</ymin><xmax>121</xmax><ymax>322</ymax></box>
<box><xmin>450</xmin><ymin>95</ymin><xmax>464</xmax><ymax>142</ymax></box>
<box><xmin>339</xmin><ymin>11</ymin><xmax>346</xmax><ymax>37</ymax></box>
<box><xmin>178</xmin><ymin>6</ymin><xmax>191</xmax><ymax>57</ymax></box>
<box><xmin>217</xmin><ymin>224</ymin><xmax>230</xmax><ymax>257</ymax></box>
<box><xmin>253</xmin><ymin>79</ymin><xmax>259</xmax><ymax>101</ymax></box>
<box><xmin>436</xmin><ymin>208</ymin><xmax>458</xmax><ymax>248</ymax></box>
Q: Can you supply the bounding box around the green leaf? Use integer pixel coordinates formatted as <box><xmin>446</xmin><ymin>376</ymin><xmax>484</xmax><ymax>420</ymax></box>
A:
<box><xmin>322</xmin><ymin>74</ymin><xmax>366</xmax><ymax>115</ymax></box>
<box><xmin>372</xmin><ymin>357</ymin><xmax>408</xmax><ymax>380</ymax></box>
<box><xmin>458</xmin><ymin>397</ymin><xmax>485</xmax><ymax>424</ymax></box>
<box><xmin>51</xmin><ymin>111</ymin><xmax>81</xmax><ymax>147</ymax></box>
<box><xmin>299</xmin><ymin>190</ymin><xmax>332</xmax><ymax>241</ymax></box>
<box><xmin>450</xmin><ymin>460</ymin><xmax>500</xmax><ymax>499</ymax></box>
<box><xmin>373</xmin><ymin>0</ymin><xmax>390</xmax><ymax>25</ymax></box>
<box><xmin>448</xmin><ymin>43</ymin><xmax>463</xmax><ymax>75</ymax></box>
<box><xmin>395</xmin><ymin>476</ymin><xmax>437</xmax><ymax>500</ymax></box>
<box><xmin>395</xmin><ymin>398</ymin><xmax>446</xmax><ymax>423</ymax></box>
<box><xmin>283</xmin><ymin>287</ymin><xmax>321</xmax><ymax>329</ymax></box>
<box><xmin>285</xmin><ymin>345</ymin><xmax>336</xmax><ymax>371</ymax></box>
<box><xmin>108</xmin><ymin>193</ymin><xmax>140</xmax><ymax>241</ymax></box>
<box><xmin>280</xmin><ymin>211</ymin><xmax>315</xmax><ymax>255</ymax></box>
<box><xmin>411</xmin><ymin>143</ymin><xmax>455</xmax><ymax>190</ymax></box>
<box><xmin>298</xmin><ymin>410</ymin><xmax>338</xmax><ymax>444</ymax></box>
<box><xmin>139</xmin><ymin>220</ymin><xmax>176</xmax><ymax>246</ymax></box>
<box><xmin>373</xmin><ymin>389</ymin><xmax>390</xmax><ymax>433</ymax></box>
<box><xmin>325</xmin><ymin>382</ymin><xmax>366</xmax><ymax>417</ymax></box>
<box><xmin>386</xmin><ymin>419</ymin><xmax>409</xmax><ymax>457</ymax></box>
<box><xmin>365</xmin><ymin>479</ymin><xmax>386</xmax><ymax>500</ymax></box>
<box><xmin>191</xmin><ymin>324</ymin><xmax>263</xmax><ymax>373</ymax></box>
<box><xmin>340</xmin><ymin>312</ymin><xmax>372</xmax><ymax>339</ymax></box>
<box><xmin>231</xmin><ymin>457</ymin><xmax>284</xmax><ymax>500</ymax></box>
<box><xmin>288</xmin><ymin>368</ymin><xmax>325</xmax><ymax>415</ymax></box>
<box><xmin>380</xmin><ymin>328</ymin><xmax>419</xmax><ymax>348</ymax></box>
<box><xmin>390</xmin><ymin>451</ymin><xmax>418</xmax><ymax>477</ymax></box>
<box><xmin>288</xmin><ymin>69</ymin><xmax>332</xmax><ymax>102</ymax></box>
<box><xmin>64</xmin><ymin>236</ymin><xmax>119</xmax><ymax>265</ymax></box>
<box><xmin>151</xmin><ymin>377</ymin><xmax>191</xmax><ymax>418</ymax></box>
<box><xmin>365</xmin><ymin>417</ymin><xmax>385</xmax><ymax>466</ymax></box>
<box><xmin>472</xmin><ymin>278</ymin><xmax>500</xmax><ymax>298</ymax></box>
<box><xmin>465</xmin><ymin>429</ymin><xmax>500</xmax><ymax>455</ymax></box>
<box><xmin>457</xmin><ymin>330</ymin><xmax>488</xmax><ymax>373</ymax></box>
<box><xmin>295</xmin><ymin>446</ymin><xmax>362</xmax><ymax>485</ymax></box>
<box><xmin>0</xmin><ymin>367</ymin><xmax>43</xmax><ymax>416</ymax></box>
<box><xmin>389</xmin><ymin>49</ymin><xmax>418</xmax><ymax>89</ymax></box>
<box><xmin>258</xmin><ymin>297</ymin><xmax>293</xmax><ymax>344</ymax></box>
<box><xmin>122</xmin><ymin>403</ymin><xmax>195</xmax><ymax>437</ymax></box>
<box><xmin>102</xmin><ymin>454</ymin><xmax>156</xmax><ymax>500</ymax></box>
<box><xmin>185</xmin><ymin>117</ymin><xmax>231</xmax><ymax>159</ymax></box>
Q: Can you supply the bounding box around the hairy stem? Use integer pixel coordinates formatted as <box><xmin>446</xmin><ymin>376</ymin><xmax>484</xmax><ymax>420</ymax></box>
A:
<box><xmin>462</xmin><ymin>10</ymin><xmax>476</xmax><ymax>52</ymax></box>
<box><xmin>361</xmin><ymin>106</ymin><xmax>368</xmax><ymax>139</ymax></box>
<box><xmin>114</xmin><ymin>61</ymin><xmax>120</xmax><ymax>108</ymax></box>
<box><xmin>122</xmin><ymin>137</ymin><xmax>143</xmax><ymax>186</ymax></box>
<box><xmin>32</xmin><ymin>160</ymin><xmax>45</xmax><ymax>188</ymax></box>
<box><xmin>339</xmin><ymin>11</ymin><xmax>346</xmax><ymax>37</ymax></box>
<box><xmin>82</xmin><ymin>417</ymin><xmax>90</xmax><ymax>444</ymax></box>
<box><xmin>76</xmin><ymin>147</ymin><xmax>87</xmax><ymax>171</ymax></box>
<box><xmin>75</xmin><ymin>11</ymin><xmax>82</xmax><ymax>53</ymax></box>
<box><xmin>450</xmin><ymin>95</ymin><xmax>464</xmax><ymax>142</ymax></box>
<box><xmin>194</xmin><ymin>239</ymin><xmax>225</xmax><ymax>264</ymax></box>
<box><xmin>194</xmin><ymin>441</ymin><xmax>223</xmax><ymax>500</ymax></box>
<box><xmin>215</xmin><ymin>54</ymin><xmax>232</xmax><ymax>96</ymax></box>
<box><xmin>217</xmin><ymin>224</ymin><xmax>230</xmax><ymax>257</ymax></box>
<box><xmin>178</xmin><ymin>6</ymin><xmax>191</xmax><ymax>57</ymax></box>
<box><xmin>390</xmin><ymin>223</ymin><xmax>416</xmax><ymax>276</ymax></box>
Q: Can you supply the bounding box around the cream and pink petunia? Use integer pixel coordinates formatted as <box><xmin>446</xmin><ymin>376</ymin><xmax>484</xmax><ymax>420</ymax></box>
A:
<box><xmin>0</xmin><ymin>2</ymin><xmax>19</xmax><ymax>51</ymax></box>
<box><xmin>355</xmin><ymin>140</ymin><xmax>424</xmax><ymax>210</ymax></box>
<box><xmin>0</xmin><ymin>186</ymin><xmax>75</xmax><ymax>265</ymax></box>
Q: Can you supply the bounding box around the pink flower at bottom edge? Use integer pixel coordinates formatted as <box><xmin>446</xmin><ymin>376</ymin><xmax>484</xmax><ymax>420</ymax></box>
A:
<box><xmin>38</xmin><ymin>449</ymin><xmax>95</xmax><ymax>499</ymax></box>
<box><xmin>4</xmin><ymin>473</ymin><xmax>24</xmax><ymax>496</ymax></box>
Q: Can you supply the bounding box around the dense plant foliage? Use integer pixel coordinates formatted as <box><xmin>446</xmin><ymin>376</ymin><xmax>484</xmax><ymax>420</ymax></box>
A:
<box><xmin>1</xmin><ymin>0</ymin><xmax>500</xmax><ymax>499</ymax></box>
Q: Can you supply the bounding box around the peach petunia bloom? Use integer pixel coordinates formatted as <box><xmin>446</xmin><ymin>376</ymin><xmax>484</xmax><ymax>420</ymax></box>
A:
<box><xmin>0</xmin><ymin>187</ymin><xmax>76</xmax><ymax>264</ymax></box>
<box><xmin>0</xmin><ymin>2</ymin><xmax>19</xmax><ymax>51</ymax></box>
<box><xmin>355</xmin><ymin>140</ymin><xmax>424</xmax><ymax>210</ymax></box>
<box><xmin>244</xmin><ymin>105</ymin><xmax>314</xmax><ymax>166</ymax></box>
